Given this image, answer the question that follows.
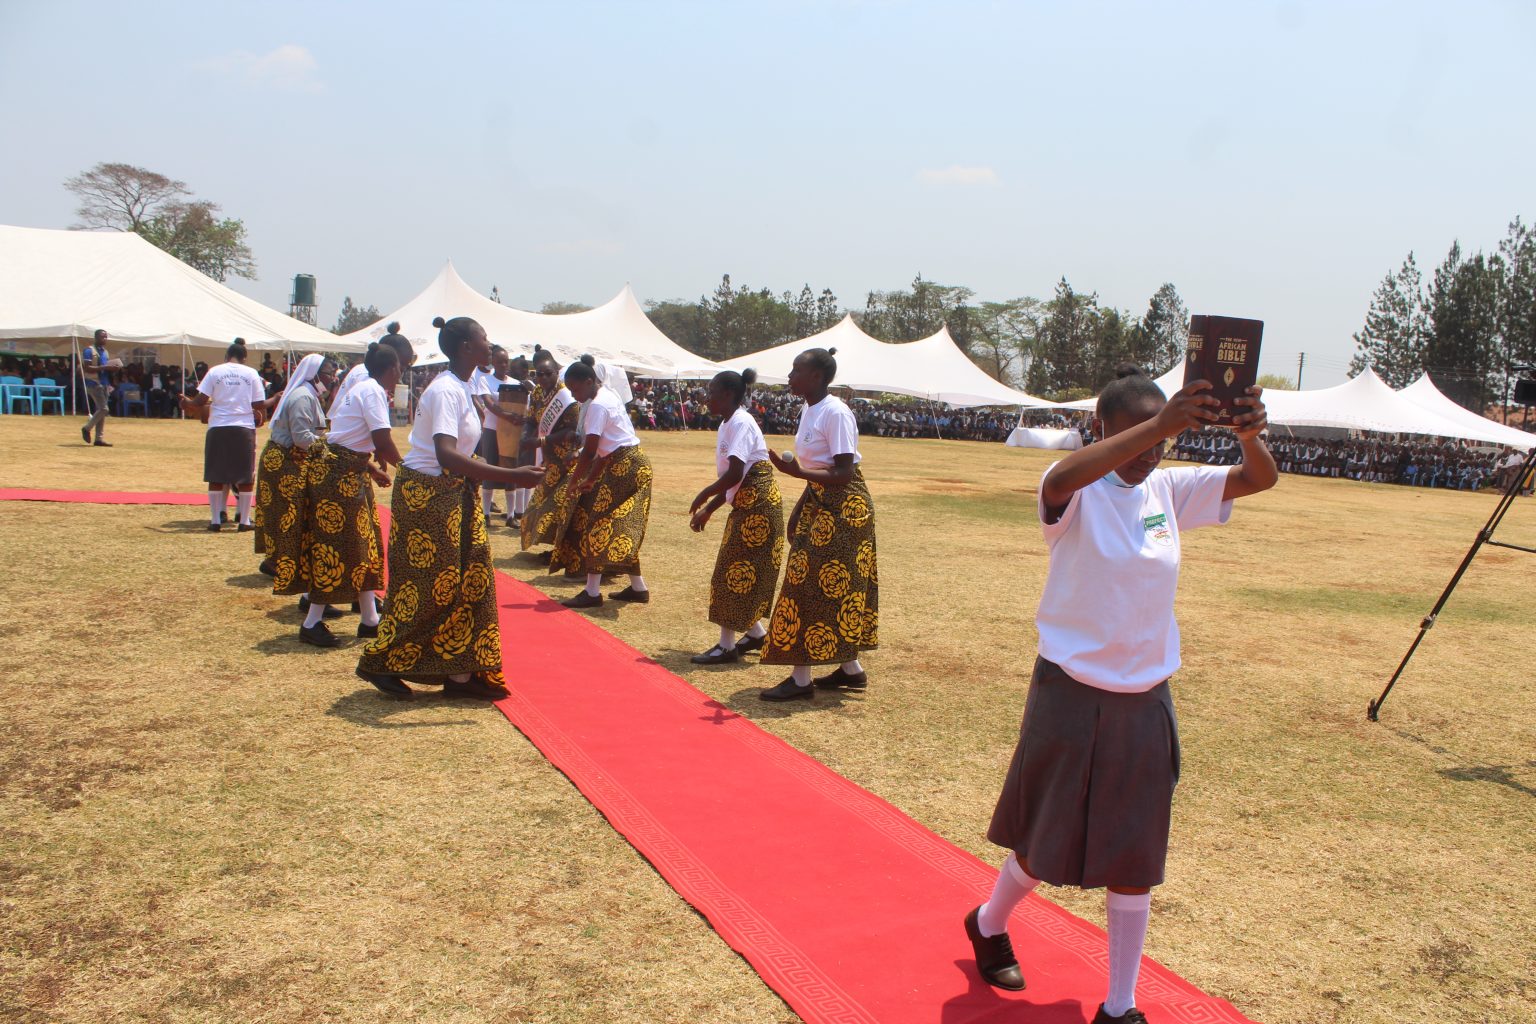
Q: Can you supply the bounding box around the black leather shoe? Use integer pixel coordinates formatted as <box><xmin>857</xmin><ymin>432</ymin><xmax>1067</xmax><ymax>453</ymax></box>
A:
<box><xmin>237</xmin><ymin>523</ymin><xmax>254</xmax><ymax>533</ymax></box>
<box><xmin>759</xmin><ymin>677</ymin><xmax>814</xmax><ymax>702</ymax></box>
<box><xmin>356</xmin><ymin>666</ymin><xmax>412</xmax><ymax>699</ymax></box>
<box><xmin>356</xmin><ymin>622</ymin><xmax>379</xmax><ymax>639</ymax></box>
<box><xmin>734</xmin><ymin>634</ymin><xmax>767</xmax><ymax>656</ymax></box>
<box><xmin>610</xmin><ymin>585</ymin><xmax>650</xmax><ymax>603</ymax></box>
<box><xmin>690</xmin><ymin>644</ymin><xmax>739</xmax><ymax>665</ymax></box>
<box><xmin>258</xmin><ymin>559</ymin><xmax>277</xmax><ymax>577</ymax></box>
<box><xmin>206</xmin><ymin>523</ymin><xmax>221</xmax><ymax>532</ymax></box>
<box><xmin>562</xmin><ymin>591</ymin><xmax>603</xmax><ymax>609</ymax></box>
<box><xmin>1091</xmin><ymin>1006</ymin><xmax>1147</xmax><ymax>1024</ymax></box>
<box><xmin>93</xmin><ymin>440</ymin><xmax>113</xmax><ymax>447</ymax></box>
<box><xmin>298</xmin><ymin>596</ymin><xmax>344</xmax><ymax>620</ymax></box>
<box><xmin>299</xmin><ymin>622</ymin><xmax>342</xmax><ymax>648</ymax></box>
<box><xmin>814</xmin><ymin>666</ymin><xmax>868</xmax><ymax>690</ymax></box>
<box><xmin>81</xmin><ymin>425</ymin><xmax>90</xmax><ymax>444</ymax></box>
<box><xmin>964</xmin><ymin>907</ymin><xmax>1025</xmax><ymax>991</ymax></box>
<box><xmin>441</xmin><ymin>676</ymin><xmax>510</xmax><ymax>701</ymax></box>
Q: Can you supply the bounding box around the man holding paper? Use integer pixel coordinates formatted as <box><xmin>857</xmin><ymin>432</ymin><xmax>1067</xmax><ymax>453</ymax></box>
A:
<box><xmin>79</xmin><ymin>328</ymin><xmax>119</xmax><ymax>447</ymax></box>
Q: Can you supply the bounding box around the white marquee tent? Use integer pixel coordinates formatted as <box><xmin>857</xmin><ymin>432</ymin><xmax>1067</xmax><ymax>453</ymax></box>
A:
<box><xmin>1398</xmin><ymin>374</ymin><xmax>1534</xmax><ymax>450</ymax></box>
<box><xmin>339</xmin><ymin>262</ymin><xmax>723</xmax><ymax>378</ymax></box>
<box><xmin>0</xmin><ymin>224</ymin><xmax>360</xmax><ymax>360</ymax></box>
<box><xmin>718</xmin><ymin>315</ymin><xmax>1055</xmax><ymax>407</ymax></box>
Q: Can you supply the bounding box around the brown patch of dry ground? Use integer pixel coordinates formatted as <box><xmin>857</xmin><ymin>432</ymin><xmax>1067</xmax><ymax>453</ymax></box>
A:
<box><xmin>2</xmin><ymin>414</ymin><xmax>1534</xmax><ymax>1023</ymax></box>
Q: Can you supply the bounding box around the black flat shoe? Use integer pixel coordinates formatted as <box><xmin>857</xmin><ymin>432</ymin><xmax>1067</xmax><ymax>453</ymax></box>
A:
<box><xmin>610</xmin><ymin>585</ymin><xmax>650</xmax><ymax>604</ymax></box>
<box><xmin>759</xmin><ymin>677</ymin><xmax>814</xmax><ymax>702</ymax></box>
<box><xmin>206</xmin><ymin>523</ymin><xmax>221</xmax><ymax>532</ymax></box>
<box><xmin>441</xmin><ymin>676</ymin><xmax>510</xmax><ymax>701</ymax></box>
<box><xmin>299</xmin><ymin>622</ymin><xmax>342</xmax><ymax>648</ymax></box>
<box><xmin>356</xmin><ymin>622</ymin><xmax>379</xmax><ymax>639</ymax></box>
<box><xmin>734</xmin><ymin>634</ymin><xmax>767</xmax><ymax>656</ymax></box>
<box><xmin>356</xmin><ymin>666</ymin><xmax>412</xmax><ymax>699</ymax></box>
<box><xmin>814</xmin><ymin>666</ymin><xmax>868</xmax><ymax>690</ymax></box>
<box><xmin>690</xmin><ymin>644</ymin><xmax>739</xmax><ymax>665</ymax></box>
<box><xmin>93</xmin><ymin>440</ymin><xmax>113</xmax><ymax>447</ymax></box>
<box><xmin>298</xmin><ymin>596</ymin><xmax>344</xmax><ymax>620</ymax></box>
<box><xmin>81</xmin><ymin>426</ymin><xmax>90</xmax><ymax>444</ymax></box>
<box><xmin>236</xmin><ymin>523</ymin><xmax>254</xmax><ymax>533</ymax></box>
<box><xmin>964</xmin><ymin>907</ymin><xmax>1025</xmax><ymax>991</ymax></box>
<box><xmin>1090</xmin><ymin>1006</ymin><xmax>1147</xmax><ymax>1024</ymax></box>
<box><xmin>258</xmin><ymin>559</ymin><xmax>277</xmax><ymax>577</ymax></box>
<box><xmin>562</xmin><ymin>591</ymin><xmax>603</xmax><ymax>609</ymax></box>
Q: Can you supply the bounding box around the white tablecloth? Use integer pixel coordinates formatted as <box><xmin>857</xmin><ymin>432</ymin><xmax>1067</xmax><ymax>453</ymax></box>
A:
<box><xmin>1005</xmin><ymin>426</ymin><xmax>1083</xmax><ymax>450</ymax></box>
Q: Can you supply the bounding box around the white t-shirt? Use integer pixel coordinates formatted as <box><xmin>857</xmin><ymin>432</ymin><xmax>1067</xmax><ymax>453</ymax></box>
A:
<box><xmin>717</xmin><ymin>407</ymin><xmax>769</xmax><ymax>503</ymax></box>
<box><xmin>792</xmin><ymin>395</ymin><xmax>861</xmax><ymax>470</ymax></box>
<box><xmin>328</xmin><ymin>378</ymin><xmax>392</xmax><ymax>453</ymax></box>
<box><xmin>582</xmin><ymin>385</ymin><xmax>639</xmax><ymax>457</ymax></box>
<box><xmin>471</xmin><ymin>368</ymin><xmax>504</xmax><ymax>429</ymax></box>
<box><xmin>198</xmin><ymin>362</ymin><xmax>265</xmax><ymax>429</ymax></box>
<box><xmin>330</xmin><ymin>362</ymin><xmax>369</xmax><ymax>411</ymax></box>
<box><xmin>402</xmin><ymin>371</ymin><xmax>482</xmax><ymax>475</ymax></box>
<box><xmin>1035</xmin><ymin>463</ymin><xmax>1232</xmax><ymax>693</ymax></box>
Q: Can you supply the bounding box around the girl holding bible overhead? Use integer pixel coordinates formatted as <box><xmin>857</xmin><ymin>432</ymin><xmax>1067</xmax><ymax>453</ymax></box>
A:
<box><xmin>963</xmin><ymin>365</ymin><xmax>1276</xmax><ymax>1024</ymax></box>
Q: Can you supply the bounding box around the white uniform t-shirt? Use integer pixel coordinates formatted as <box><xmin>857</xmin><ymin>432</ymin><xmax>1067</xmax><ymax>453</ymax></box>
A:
<box><xmin>792</xmin><ymin>395</ymin><xmax>861</xmax><ymax>470</ymax></box>
<box><xmin>716</xmin><ymin>407</ymin><xmax>769</xmax><ymax>503</ymax></box>
<box><xmin>402</xmin><ymin>371</ymin><xmax>482</xmax><ymax>475</ymax></box>
<box><xmin>582</xmin><ymin>386</ymin><xmax>639</xmax><ymax>457</ymax></box>
<box><xmin>471</xmin><ymin>368</ymin><xmax>504</xmax><ymax>429</ymax></box>
<box><xmin>1035</xmin><ymin>463</ymin><xmax>1232</xmax><ymax>693</ymax></box>
<box><xmin>330</xmin><ymin>362</ymin><xmax>369</xmax><ymax>411</ymax></box>
<box><xmin>198</xmin><ymin>362</ymin><xmax>265</xmax><ymax>429</ymax></box>
<box><xmin>328</xmin><ymin>378</ymin><xmax>392</xmax><ymax>453</ymax></box>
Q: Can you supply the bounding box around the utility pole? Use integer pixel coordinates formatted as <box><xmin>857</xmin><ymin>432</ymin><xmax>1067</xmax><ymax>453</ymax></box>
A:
<box><xmin>1296</xmin><ymin>352</ymin><xmax>1305</xmax><ymax>390</ymax></box>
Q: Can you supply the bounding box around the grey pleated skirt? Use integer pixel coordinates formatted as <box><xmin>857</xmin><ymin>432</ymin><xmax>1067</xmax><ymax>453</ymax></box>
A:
<box><xmin>204</xmin><ymin>426</ymin><xmax>257</xmax><ymax>485</ymax></box>
<box><xmin>986</xmin><ymin>656</ymin><xmax>1181</xmax><ymax>889</ymax></box>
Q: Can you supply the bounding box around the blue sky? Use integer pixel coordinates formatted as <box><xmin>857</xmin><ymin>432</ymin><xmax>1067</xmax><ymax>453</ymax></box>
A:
<box><xmin>2</xmin><ymin>0</ymin><xmax>1532</xmax><ymax>385</ymax></box>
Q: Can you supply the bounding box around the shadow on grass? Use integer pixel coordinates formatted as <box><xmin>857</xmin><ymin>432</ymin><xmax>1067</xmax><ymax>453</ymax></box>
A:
<box><xmin>719</xmin><ymin>681</ymin><xmax>862</xmax><ymax>718</ymax></box>
<box><xmin>252</xmin><ymin>634</ymin><xmax>365</xmax><ymax>655</ymax></box>
<box><xmin>324</xmin><ymin>689</ymin><xmax>479</xmax><ymax>729</ymax></box>
<box><xmin>149</xmin><ymin>518</ymin><xmax>231</xmax><ymax>534</ymax></box>
<box><xmin>1385</xmin><ymin>724</ymin><xmax>1536</xmax><ymax>799</ymax></box>
<box><xmin>226</xmin><ymin>572</ymin><xmax>271</xmax><ymax>590</ymax></box>
<box><xmin>645</xmin><ymin>647</ymin><xmax>762</xmax><ymax>676</ymax></box>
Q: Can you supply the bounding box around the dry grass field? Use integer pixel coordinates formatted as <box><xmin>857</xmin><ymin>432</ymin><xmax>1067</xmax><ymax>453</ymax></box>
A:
<box><xmin>2</xmin><ymin>413</ymin><xmax>1533</xmax><ymax>1024</ymax></box>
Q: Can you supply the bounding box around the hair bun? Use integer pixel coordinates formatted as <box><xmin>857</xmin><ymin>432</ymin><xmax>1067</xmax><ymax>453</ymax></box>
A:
<box><xmin>827</xmin><ymin>346</ymin><xmax>838</xmax><ymax>356</ymax></box>
<box><xmin>367</xmin><ymin>341</ymin><xmax>379</xmax><ymax>354</ymax></box>
<box><xmin>1114</xmin><ymin>362</ymin><xmax>1145</xmax><ymax>379</ymax></box>
<box><xmin>234</xmin><ymin>337</ymin><xmax>246</xmax><ymax>345</ymax></box>
<box><xmin>741</xmin><ymin>367</ymin><xmax>757</xmax><ymax>387</ymax></box>
<box><xmin>431</xmin><ymin>316</ymin><xmax>446</xmax><ymax>329</ymax></box>
<box><xmin>533</xmin><ymin>343</ymin><xmax>543</xmax><ymax>353</ymax></box>
<box><xmin>580</xmin><ymin>353</ymin><xmax>595</xmax><ymax>366</ymax></box>
<box><xmin>387</xmin><ymin>321</ymin><xmax>401</xmax><ymax>334</ymax></box>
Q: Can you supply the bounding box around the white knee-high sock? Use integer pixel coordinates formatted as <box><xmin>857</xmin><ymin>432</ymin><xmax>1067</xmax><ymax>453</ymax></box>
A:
<box><xmin>208</xmin><ymin>492</ymin><xmax>222</xmax><ymax>524</ymax></box>
<box><xmin>746</xmin><ymin>620</ymin><xmax>767</xmax><ymax>639</ymax></box>
<box><xmin>513</xmin><ymin>488</ymin><xmax>529</xmax><ymax>514</ymax></box>
<box><xmin>977</xmin><ymin>852</ymin><xmax>1041</xmax><ymax>936</ymax></box>
<box><xmin>628</xmin><ymin>574</ymin><xmax>647</xmax><ymax>592</ymax></box>
<box><xmin>842</xmin><ymin>658</ymin><xmax>865</xmax><ymax>674</ymax></box>
<box><xmin>791</xmin><ymin>665</ymin><xmax>812</xmax><ymax>687</ymax></box>
<box><xmin>302</xmin><ymin>602</ymin><xmax>327</xmax><ymax>629</ymax></box>
<box><xmin>1104</xmin><ymin>891</ymin><xmax>1152</xmax><ymax>1016</ymax></box>
<box><xmin>236</xmin><ymin>490</ymin><xmax>253</xmax><ymax>525</ymax></box>
<box><xmin>718</xmin><ymin>627</ymin><xmax>737</xmax><ymax>651</ymax></box>
<box><xmin>586</xmin><ymin>573</ymin><xmax>602</xmax><ymax>597</ymax></box>
<box><xmin>359</xmin><ymin>591</ymin><xmax>380</xmax><ymax>627</ymax></box>
<box><xmin>482</xmin><ymin>489</ymin><xmax>495</xmax><ymax>518</ymax></box>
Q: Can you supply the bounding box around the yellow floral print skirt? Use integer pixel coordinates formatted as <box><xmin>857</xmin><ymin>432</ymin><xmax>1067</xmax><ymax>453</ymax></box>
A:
<box><xmin>294</xmin><ymin>442</ymin><xmax>384</xmax><ymax>604</ymax></box>
<box><xmin>708</xmin><ymin>460</ymin><xmax>786</xmax><ymax>633</ymax></box>
<box><xmin>254</xmin><ymin>440</ymin><xmax>303</xmax><ymax>561</ymax></box>
<box><xmin>550</xmin><ymin>444</ymin><xmax>653</xmax><ymax>576</ymax></box>
<box><xmin>762</xmin><ymin>467</ymin><xmax>879</xmax><ymax>666</ymax></box>
<box><xmin>358</xmin><ymin>466</ymin><xmax>504</xmax><ymax>685</ymax></box>
<box><xmin>521</xmin><ymin>433</ymin><xmax>580</xmax><ymax>551</ymax></box>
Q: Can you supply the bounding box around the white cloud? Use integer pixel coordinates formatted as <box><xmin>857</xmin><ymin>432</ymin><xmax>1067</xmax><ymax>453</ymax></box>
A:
<box><xmin>196</xmin><ymin>44</ymin><xmax>322</xmax><ymax>93</ymax></box>
<box><xmin>917</xmin><ymin>165</ymin><xmax>999</xmax><ymax>187</ymax></box>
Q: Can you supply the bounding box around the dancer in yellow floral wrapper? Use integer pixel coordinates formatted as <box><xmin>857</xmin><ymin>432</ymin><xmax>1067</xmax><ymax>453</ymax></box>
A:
<box><xmin>356</xmin><ymin>316</ymin><xmax>544</xmax><ymax>700</ymax></box>
<box><xmin>759</xmin><ymin>347</ymin><xmax>879</xmax><ymax>702</ymax></box>
<box><xmin>554</xmin><ymin>356</ymin><xmax>655</xmax><ymax>610</ymax></box>
<box><xmin>288</xmin><ymin>344</ymin><xmax>404</xmax><ymax>647</ymax></box>
<box><xmin>687</xmin><ymin>368</ymin><xmax>784</xmax><ymax>664</ymax></box>
<box><xmin>519</xmin><ymin>346</ymin><xmax>581</xmax><ymax>557</ymax></box>
<box><xmin>255</xmin><ymin>353</ymin><xmax>334</xmax><ymax>577</ymax></box>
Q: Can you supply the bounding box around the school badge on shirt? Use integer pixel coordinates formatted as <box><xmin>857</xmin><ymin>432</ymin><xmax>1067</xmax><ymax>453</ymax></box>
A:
<box><xmin>1143</xmin><ymin>512</ymin><xmax>1173</xmax><ymax>547</ymax></box>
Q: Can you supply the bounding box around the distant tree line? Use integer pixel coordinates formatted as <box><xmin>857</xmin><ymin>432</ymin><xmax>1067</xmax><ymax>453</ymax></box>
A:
<box><xmin>1350</xmin><ymin>217</ymin><xmax>1535</xmax><ymax>413</ymax></box>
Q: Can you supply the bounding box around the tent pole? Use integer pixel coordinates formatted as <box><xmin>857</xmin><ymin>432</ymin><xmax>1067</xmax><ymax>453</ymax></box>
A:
<box><xmin>72</xmin><ymin>337</ymin><xmax>82</xmax><ymax>416</ymax></box>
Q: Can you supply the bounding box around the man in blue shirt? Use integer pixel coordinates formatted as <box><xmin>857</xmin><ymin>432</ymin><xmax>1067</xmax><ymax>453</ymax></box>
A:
<box><xmin>79</xmin><ymin>328</ymin><xmax>114</xmax><ymax>447</ymax></box>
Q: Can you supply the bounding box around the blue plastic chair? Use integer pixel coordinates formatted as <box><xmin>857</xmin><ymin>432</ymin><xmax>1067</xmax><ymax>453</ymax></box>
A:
<box><xmin>31</xmin><ymin>377</ymin><xmax>66</xmax><ymax>414</ymax></box>
<box><xmin>116</xmin><ymin>383</ymin><xmax>149</xmax><ymax>417</ymax></box>
<box><xmin>1</xmin><ymin>375</ymin><xmax>34</xmax><ymax>414</ymax></box>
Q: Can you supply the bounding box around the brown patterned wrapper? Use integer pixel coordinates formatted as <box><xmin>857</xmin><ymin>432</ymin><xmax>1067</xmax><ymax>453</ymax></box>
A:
<box><xmin>708</xmin><ymin>460</ymin><xmax>787</xmax><ymax>633</ymax></box>
<box><xmin>550</xmin><ymin>444</ymin><xmax>653</xmax><ymax>576</ymax></box>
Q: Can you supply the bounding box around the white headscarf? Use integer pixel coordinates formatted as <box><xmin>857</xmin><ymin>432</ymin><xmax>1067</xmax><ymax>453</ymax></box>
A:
<box><xmin>558</xmin><ymin>357</ymin><xmax>632</xmax><ymax>404</ymax></box>
<box><xmin>272</xmin><ymin>353</ymin><xmax>327</xmax><ymax>425</ymax></box>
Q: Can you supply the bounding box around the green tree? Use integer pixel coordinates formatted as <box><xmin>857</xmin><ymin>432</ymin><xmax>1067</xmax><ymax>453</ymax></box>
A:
<box><xmin>815</xmin><ymin>288</ymin><xmax>841</xmax><ymax>331</ymax></box>
<box><xmin>860</xmin><ymin>274</ymin><xmax>974</xmax><ymax>342</ymax></box>
<box><xmin>646</xmin><ymin>299</ymin><xmax>709</xmax><ymax>355</ymax></box>
<box><xmin>1257</xmin><ymin>373</ymin><xmax>1295</xmax><ymax>391</ymax></box>
<box><xmin>64</xmin><ymin>161</ymin><xmax>189</xmax><ymax>230</ymax></box>
<box><xmin>1137</xmin><ymin>283</ymin><xmax>1188</xmax><ymax>375</ymax></box>
<box><xmin>1425</xmin><ymin>241</ymin><xmax>1503</xmax><ymax>411</ymax></box>
<box><xmin>969</xmin><ymin>297</ymin><xmax>1044</xmax><ymax>388</ymax></box>
<box><xmin>332</xmin><ymin>297</ymin><xmax>382</xmax><ymax>335</ymax></box>
<box><xmin>541</xmin><ymin>301</ymin><xmax>592</xmax><ymax>314</ymax></box>
<box><xmin>1348</xmin><ymin>252</ymin><xmax>1428</xmax><ymax>387</ymax></box>
<box><xmin>135</xmin><ymin>200</ymin><xmax>256</xmax><ymax>282</ymax></box>
<box><xmin>1496</xmin><ymin>217</ymin><xmax>1536</xmax><ymax>414</ymax></box>
<box><xmin>1027</xmin><ymin>278</ymin><xmax>1100</xmax><ymax>397</ymax></box>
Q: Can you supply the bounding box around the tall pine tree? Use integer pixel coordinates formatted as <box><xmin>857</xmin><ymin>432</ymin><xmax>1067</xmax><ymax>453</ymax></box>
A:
<box><xmin>1348</xmin><ymin>252</ymin><xmax>1428</xmax><ymax>387</ymax></box>
<box><xmin>1425</xmin><ymin>242</ymin><xmax>1502</xmax><ymax>412</ymax></box>
<box><xmin>1138</xmin><ymin>283</ymin><xmax>1188</xmax><ymax>376</ymax></box>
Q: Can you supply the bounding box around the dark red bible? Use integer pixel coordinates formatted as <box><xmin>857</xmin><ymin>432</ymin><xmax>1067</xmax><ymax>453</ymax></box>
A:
<box><xmin>1183</xmin><ymin>315</ymin><xmax>1263</xmax><ymax>427</ymax></box>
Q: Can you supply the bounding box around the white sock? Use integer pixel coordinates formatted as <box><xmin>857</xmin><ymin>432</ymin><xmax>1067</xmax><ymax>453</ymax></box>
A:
<box><xmin>841</xmin><ymin>658</ymin><xmax>865</xmax><ymax>675</ymax></box>
<box><xmin>513</xmin><ymin>488</ymin><xmax>529</xmax><ymax>514</ymax></box>
<box><xmin>208</xmin><ymin>492</ymin><xmax>222</xmax><ymax>524</ymax></box>
<box><xmin>977</xmin><ymin>852</ymin><xmax>1041</xmax><ymax>937</ymax></box>
<box><xmin>1104</xmin><ymin>891</ymin><xmax>1152</xmax><ymax>1016</ymax></box>
<box><xmin>482</xmin><ymin>490</ymin><xmax>495</xmax><ymax>518</ymax></box>
<box><xmin>302</xmin><ymin>602</ymin><xmax>327</xmax><ymax>629</ymax></box>
<box><xmin>586</xmin><ymin>573</ymin><xmax>602</xmax><ymax>597</ymax></box>
<box><xmin>236</xmin><ymin>490</ymin><xmax>253</xmax><ymax>525</ymax></box>
<box><xmin>791</xmin><ymin>666</ymin><xmax>812</xmax><ymax>687</ymax></box>
<box><xmin>746</xmin><ymin>621</ymin><xmax>767</xmax><ymax>639</ymax></box>
<box><xmin>628</xmin><ymin>574</ymin><xmax>648</xmax><ymax>592</ymax></box>
<box><xmin>718</xmin><ymin>627</ymin><xmax>737</xmax><ymax>651</ymax></box>
<box><xmin>359</xmin><ymin>591</ymin><xmax>380</xmax><ymax>627</ymax></box>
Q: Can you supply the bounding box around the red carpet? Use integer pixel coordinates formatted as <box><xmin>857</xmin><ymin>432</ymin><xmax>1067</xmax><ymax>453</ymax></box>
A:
<box><xmin>7</xmin><ymin>489</ymin><xmax>1258</xmax><ymax>1024</ymax></box>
